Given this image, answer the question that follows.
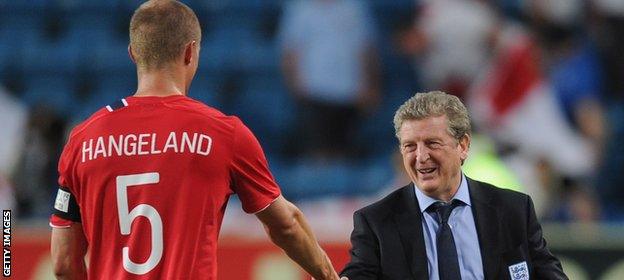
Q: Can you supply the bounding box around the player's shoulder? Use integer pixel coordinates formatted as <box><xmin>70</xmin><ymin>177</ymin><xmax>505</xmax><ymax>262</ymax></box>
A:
<box><xmin>65</xmin><ymin>97</ymin><xmax>132</xmax><ymax>139</ymax></box>
<box><xmin>174</xmin><ymin>96</ymin><xmax>245</xmax><ymax>128</ymax></box>
<box><xmin>68</xmin><ymin>96</ymin><xmax>242</xmax><ymax>140</ymax></box>
<box><xmin>66</xmin><ymin>107</ymin><xmax>109</xmax><ymax>141</ymax></box>
<box><xmin>179</xmin><ymin>97</ymin><xmax>234</xmax><ymax>118</ymax></box>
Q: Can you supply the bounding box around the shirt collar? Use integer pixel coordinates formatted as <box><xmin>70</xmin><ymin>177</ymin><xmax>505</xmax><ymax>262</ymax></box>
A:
<box><xmin>413</xmin><ymin>173</ymin><xmax>471</xmax><ymax>213</ymax></box>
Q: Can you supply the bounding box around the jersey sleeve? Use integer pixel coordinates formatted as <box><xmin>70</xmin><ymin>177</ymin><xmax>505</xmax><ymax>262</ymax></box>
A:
<box><xmin>50</xmin><ymin>138</ymin><xmax>82</xmax><ymax>228</ymax></box>
<box><xmin>230</xmin><ymin>119</ymin><xmax>281</xmax><ymax>214</ymax></box>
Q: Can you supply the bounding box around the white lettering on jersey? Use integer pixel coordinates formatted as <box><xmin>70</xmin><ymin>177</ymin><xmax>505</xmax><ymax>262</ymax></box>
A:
<box><xmin>109</xmin><ymin>135</ymin><xmax>123</xmax><ymax>156</ymax></box>
<box><xmin>93</xmin><ymin>137</ymin><xmax>106</xmax><ymax>159</ymax></box>
<box><xmin>150</xmin><ymin>134</ymin><xmax>162</xmax><ymax>154</ymax></box>
<box><xmin>197</xmin><ymin>134</ymin><xmax>212</xmax><ymax>156</ymax></box>
<box><xmin>137</xmin><ymin>134</ymin><xmax>150</xmax><ymax>155</ymax></box>
<box><xmin>80</xmin><ymin>132</ymin><xmax>213</xmax><ymax>163</ymax></box>
<box><xmin>82</xmin><ymin>139</ymin><xmax>93</xmax><ymax>162</ymax></box>
<box><xmin>180</xmin><ymin>132</ymin><xmax>197</xmax><ymax>153</ymax></box>
<box><xmin>163</xmin><ymin>132</ymin><xmax>178</xmax><ymax>153</ymax></box>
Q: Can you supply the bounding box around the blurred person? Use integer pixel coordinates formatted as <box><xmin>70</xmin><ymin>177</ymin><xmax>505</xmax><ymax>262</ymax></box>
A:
<box><xmin>0</xmin><ymin>86</ymin><xmax>27</xmax><ymax>176</ymax></box>
<box><xmin>13</xmin><ymin>106</ymin><xmax>66</xmax><ymax>218</ymax></box>
<box><xmin>548</xmin><ymin>178</ymin><xmax>601</xmax><ymax>223</ymax></box>
<box><xmin>397</xmin><ymin>0</ymin><xmax>498</xmax><ymax>98</ymax></box>
<box><xmin>467</xmin><ymin>20</ymin><xmax>597</xmax><ymax>217</ymax></box>
<box><xmin>49</xmin><ymin>1</ymin><xmax>340</xmax><ymax>279</ymax></box>
<box><xmin>341</xmin><ymin>91</ymin><xmax>567</xmax><ymax>279</ymax></box>
<box><xmin>0</xmin><ymin>86</ymin><xmax>26</xmax><ymax>214</ymax></box>
<box><xmin>592</xmin><ymin>0</ymin><xmax>624</xmax><ymax>220</ymax></box>
<box><xmin>529</xmin><ymin>0</ymin><xmax>606</xmax><ymax>147</ymax></box>
<box><xmin>279</xmin><ymin>0</ymin><xmax>380</xmax><ymax>159</ymax></box>
<box><xmin>526</xmin><ymin>0</ymin><xmax>605</xmax><ymax>222</ymax></box>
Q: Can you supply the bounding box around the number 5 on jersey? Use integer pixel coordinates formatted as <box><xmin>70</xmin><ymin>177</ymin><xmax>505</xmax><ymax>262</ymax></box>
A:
<box><xmin>116</xmin><ymin>172</ymin><xmax>163</xmax><ymax>275</ymax></box>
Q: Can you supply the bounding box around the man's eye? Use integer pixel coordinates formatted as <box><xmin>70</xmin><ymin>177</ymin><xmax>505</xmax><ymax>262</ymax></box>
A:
<box><xmin>428</xmin><ymin>141</ymin><xmax>441</xmax><ymax>148</ymax></box>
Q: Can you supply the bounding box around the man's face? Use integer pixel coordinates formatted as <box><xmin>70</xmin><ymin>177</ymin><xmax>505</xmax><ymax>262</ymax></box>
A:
<box><xmin>398</xmin><ymin>115</ymin><xmax>469</xmax><ymax>201</ymax></box>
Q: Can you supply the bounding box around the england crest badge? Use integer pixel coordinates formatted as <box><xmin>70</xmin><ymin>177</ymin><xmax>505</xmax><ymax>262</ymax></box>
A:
<box><xmin>508</xmin><ymin>261</ymin><xmax>529</xmax><ymax>280</ymax></box>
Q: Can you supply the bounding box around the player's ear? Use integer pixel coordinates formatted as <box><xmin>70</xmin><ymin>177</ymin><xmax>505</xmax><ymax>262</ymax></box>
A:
<box><xmin>183</xmin><ymin>40</ymin><xmax>196</xmax><ymax>65</ymax></box>
<box><xmin>128</xmin><ymin>45</ymin><xmax>137</xmax><ymax>64</ymax></box>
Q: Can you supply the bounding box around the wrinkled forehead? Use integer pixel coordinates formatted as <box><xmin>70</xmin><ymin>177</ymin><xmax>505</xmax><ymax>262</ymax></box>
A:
<box><xmin>398</xmin><ymin>116</ymin><xmax>452</xmax><ymax>141</ymax></box>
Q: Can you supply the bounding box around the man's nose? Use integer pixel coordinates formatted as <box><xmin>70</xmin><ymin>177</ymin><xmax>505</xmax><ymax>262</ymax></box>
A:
<box><xmin>416</xmin><ymin>145</ymin><xmax>430</xmax><ymax>163</ymax></box>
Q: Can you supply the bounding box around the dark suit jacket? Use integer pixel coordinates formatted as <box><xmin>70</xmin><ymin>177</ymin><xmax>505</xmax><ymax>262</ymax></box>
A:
<box><xmin>341</xmin><ymin>178</ymin><xmax>568</xmax><ymax>280</ymax></box>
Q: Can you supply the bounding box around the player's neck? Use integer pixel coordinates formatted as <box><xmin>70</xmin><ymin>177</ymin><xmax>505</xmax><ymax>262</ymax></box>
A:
<box><xmin>134</xmin><ymin>68</ymin><xmax>188</xmax><ymax>97</ymax></box>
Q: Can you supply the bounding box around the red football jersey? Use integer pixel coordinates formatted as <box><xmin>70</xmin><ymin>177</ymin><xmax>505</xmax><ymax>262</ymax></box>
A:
<box><xmin>50</xmin><ymin>95</ymin><xmax>281</xmax><ymax>279</ymax></box>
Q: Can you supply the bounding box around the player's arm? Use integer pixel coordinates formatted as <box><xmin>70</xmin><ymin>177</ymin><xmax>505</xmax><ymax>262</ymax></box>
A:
<box><xmin>255</xmin><ymin>195</ymin><xmax>339</xmax><ymax>280</ymax></box>
<box><xmin>51</xmin><ymin>224</ymin><xmax>87</xmax><ymax>280</ymax></box>
<box><xmin>51</xmin><ymin>134</ymin><xmax>87</xmax><ymax>279</ymax></box>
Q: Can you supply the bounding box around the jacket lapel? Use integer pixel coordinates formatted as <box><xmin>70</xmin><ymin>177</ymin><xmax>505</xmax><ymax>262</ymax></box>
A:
<box><xmin>468</xmin><ymin>178</ymin><xmax>503</xmax><ymax>279</ymax></box>
<box><xmin>394</xmin><ymin>184</ymin><xmax>429</xmax><ymax>279</ymax></box>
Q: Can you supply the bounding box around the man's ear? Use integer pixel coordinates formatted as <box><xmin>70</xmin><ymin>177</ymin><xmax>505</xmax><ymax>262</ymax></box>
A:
<box><xmin>459</xmin><ymin>133</ymin><xmax>470</xmax><ymax>161</ymax></box>
<box><xmin>184</xmin><ymin>40</ymin><xmax>197</xmax><ymax>65</ymax></box>
<box><xmin>128</xmin><ymin>45</ymin><xmax>137</xmax><ymax>64</ymax></box>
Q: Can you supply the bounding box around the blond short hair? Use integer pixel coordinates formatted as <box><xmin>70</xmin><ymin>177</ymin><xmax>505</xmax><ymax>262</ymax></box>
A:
<box><xmin>393</xmin><ymin>91</ymin><xmax>471</xmax><ymax>140</ymax></box>
<box><xmin>129</xmin><ymin>0</ymin><xmax>201</xmax><ymax>69</ymax></box>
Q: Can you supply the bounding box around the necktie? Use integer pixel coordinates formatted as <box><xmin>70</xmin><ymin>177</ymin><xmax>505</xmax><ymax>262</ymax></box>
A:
<box><xmin>429</xmin><ymin>200</ymin><xmax>462</xmax><ymax>280</ymax></box>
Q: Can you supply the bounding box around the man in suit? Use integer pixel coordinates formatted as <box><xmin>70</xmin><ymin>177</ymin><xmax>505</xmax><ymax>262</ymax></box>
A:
<box><xmin>340</xmin><ymin>91</ymin><xmax>567</xmax><ymax>279</ymax></box>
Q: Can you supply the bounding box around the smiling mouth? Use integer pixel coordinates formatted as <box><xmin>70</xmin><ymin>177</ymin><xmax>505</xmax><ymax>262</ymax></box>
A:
<box><xmin>417</xmin><ymin>167</ymin><xmax>437</xmax><ymax>174</ymax></box>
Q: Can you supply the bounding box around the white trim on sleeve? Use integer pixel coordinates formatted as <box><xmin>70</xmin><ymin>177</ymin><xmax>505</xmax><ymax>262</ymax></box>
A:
<box><xmin>250</xmin><ymin>195</ymin><xmax>281</xmax><ymax>215</ymax></box>
<box><xmin>49</xmin><ymin>222</ymin><xmax>72</xmax><ymax>229</ymax></box>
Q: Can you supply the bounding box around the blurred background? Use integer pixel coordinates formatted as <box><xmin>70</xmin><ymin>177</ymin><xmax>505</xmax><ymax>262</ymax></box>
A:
<box><xmin>1</xmin><ymin>0</ymin><xmax>624</xmax><ymax>279</ymax></box>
